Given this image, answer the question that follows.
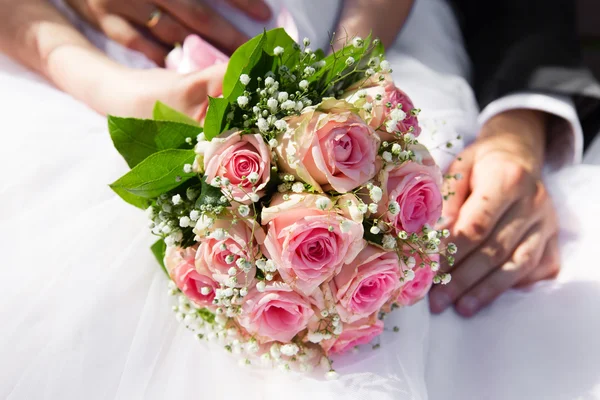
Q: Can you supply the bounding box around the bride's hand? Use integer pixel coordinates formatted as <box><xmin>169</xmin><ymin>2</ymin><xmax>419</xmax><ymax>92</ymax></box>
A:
<box><xmin>96</xmin><ymin>63</ymin><xmax>226</xmax><ymax>119</ymax></box>
<box><xmin>65</xmin><ymin>0</ymin><xmax>271</xmax><ymax>64</ymax></box>
<box><xmin>429</xmin><ymin>109</ymin><xmax>560</xmax><ymax>317</ymax></box>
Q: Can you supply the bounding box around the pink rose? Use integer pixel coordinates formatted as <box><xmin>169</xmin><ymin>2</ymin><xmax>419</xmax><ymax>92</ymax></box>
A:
<box><xmin>261</xmin><ymin>194</ymin><xmax>365</xmax><ymax>295</ymax></box>
<box><xmin>165</xmin><ymin>34</ymin><xmax>229</xmax><ymax>74</ymax></box>
<box><xmin>396</xmin><ymin>253</ymin><xmax>438</xmax><ymax>306</ymax></box>
<box><xmin>379</xmin><ymin>145</ymin><xmax>443</xmax><ymax>233</ymax></box>
<box><xmin>333</xmin><ymin>245</ymin><xmax>402</xmax><ymax>323</ymax></box>
<box><xmin>165</xmin><ymin>245</ymin><xmax>218</xmax><ymax>308</ymax></box>
<box><xmin>344</xmin><ymin>74</ymin><xmax>421</xmax><ymax>141</ymax></box>
<box><xmin>237</xmin><ymin>282</ymin><xmax>314</xmax><ymax>343</ymax></box>
<box><xmin>204</xmin><ymin>130</ymin><xmax>271</xmax><ymax>204</ymax></box>
<box><xmin>195</xmin><ymin>218</ymin><xmax>264</xmax><ymax>288</ymax></box>
<box><xmin>276</xmin><ymin>108</ymin><xmax>379</xmax><ymax>193</ymax></box>
<box><xmin>323</xmin><ymin>318</ymin><xmax>384</xmax><ymax>354</ymax></box>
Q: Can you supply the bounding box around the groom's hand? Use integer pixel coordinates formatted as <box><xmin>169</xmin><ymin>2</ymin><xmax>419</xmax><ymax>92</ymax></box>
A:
<box><xmin>429</xmin><ymin>109</ymin><xmax>561</xmax><ymax>317</ymax></box>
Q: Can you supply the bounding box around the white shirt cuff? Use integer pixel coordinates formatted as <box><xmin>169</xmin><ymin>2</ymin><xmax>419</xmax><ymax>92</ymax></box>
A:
<box><xmin>478</xmin><ymin>92</ymin><xmax>584</xmax><ymax>170</ymax></box>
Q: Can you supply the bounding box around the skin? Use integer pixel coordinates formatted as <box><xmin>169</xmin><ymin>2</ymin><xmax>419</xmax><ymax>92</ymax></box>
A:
<box><xmin>0</xmin><ymin>0</ymin><xmax>225</xmax><ymax>119</ymax></box>
<box><xmin>429</xmin><ymin>109</ymin><xmax>561</xmax><ymax>317</ymax></box>
<box><xmin>65</xmin><ymin>0</ymin><xmax>272</xmax><ymax>64</ymax></box>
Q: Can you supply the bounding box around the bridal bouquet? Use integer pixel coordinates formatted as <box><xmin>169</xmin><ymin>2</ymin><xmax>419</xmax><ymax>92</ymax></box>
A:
<box><xmin>108</xmin><ymin>29</ymin><xmax>454</xmax><ymax>377</ymax></box>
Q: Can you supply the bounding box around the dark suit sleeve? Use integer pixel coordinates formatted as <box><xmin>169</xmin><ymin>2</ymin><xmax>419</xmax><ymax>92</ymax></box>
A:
<box><xmin>452</xmin><ymin>0</ymin><xmax>600</xmax><ymax>147</ymax></box>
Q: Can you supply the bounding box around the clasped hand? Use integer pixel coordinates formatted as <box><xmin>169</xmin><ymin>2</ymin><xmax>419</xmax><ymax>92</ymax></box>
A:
<box><xmin>429</xmin><ymin>109</ymin><xmax>561</xmax><ymax>317</ymax></box>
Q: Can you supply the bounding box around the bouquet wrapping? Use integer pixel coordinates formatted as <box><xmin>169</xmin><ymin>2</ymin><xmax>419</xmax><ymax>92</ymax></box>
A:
<box><xmin>107</xmin><ymin>30</ymin><xmax>455</xmax><ymax>377</ymax></box>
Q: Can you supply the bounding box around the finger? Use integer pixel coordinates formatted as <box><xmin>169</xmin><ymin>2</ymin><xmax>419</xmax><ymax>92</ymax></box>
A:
<box><xmin>226</xmin><ymin>0</ymin><xmax>272</xmax><ymax>20</ymax></box>
<box><xmin>453</xmin><ymin>226</ymin><xmax>548</xmax><ymax>317</ymax></box>
<box><xmin>155</xmin><ymin>0</ymin><xmax>248</xmax><ymax>53</ymax></box>
<box><xmin>429</xmin><ymin>198</ymin><xmax>538</xmax><ymax>313</ymax></box>
<box><xmin>179</xmin><ymin>63</ymin><xmax>227</xmax><ymax>120</ymax></box>
<box><xmin>98</xmin><ymin>14</ymin><xmax>167</xmax><ymax>65</ymax></box>
<box><xmin>515</xmin><ymin>234</ymin><xmax>560</xmax><ymax>287</ymax></box>
<box><xmin>438</xmin><ymin>150</ymin><xmax>474</xmax><ymax>230</ymax></box>
<box><xmin>114</xmin><ymin>4</ymin><xmax>192</xmax><ymax>46</ymax></box>
<box><xmin>449</xmin><ymin>163</ymin><xmax>527</xmax><ymax>267</ymax></box>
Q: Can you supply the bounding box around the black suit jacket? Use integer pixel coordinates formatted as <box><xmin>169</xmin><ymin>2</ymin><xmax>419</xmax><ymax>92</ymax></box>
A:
<box><xmin>451</xmin><ymin>0</ymin><xmax>600</xmax><ymax>149</ymax></box>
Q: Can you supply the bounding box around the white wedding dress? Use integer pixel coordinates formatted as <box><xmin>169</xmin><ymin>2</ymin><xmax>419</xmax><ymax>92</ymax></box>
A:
<box><xmin>1</xmin><ymin>1</ymin><xmax>600</xmax><ymax>399</ymax></box>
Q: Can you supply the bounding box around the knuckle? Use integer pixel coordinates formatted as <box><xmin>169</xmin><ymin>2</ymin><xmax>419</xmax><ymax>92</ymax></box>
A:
<box><xmin>502</xmin><ymin>163</ymin><xmax>529</xmax><ymax>191</ymax></box>
<box><xmin>460</xmin><ymin>215</ymin><xmax>493</xmax><ymax>243</ymax></box>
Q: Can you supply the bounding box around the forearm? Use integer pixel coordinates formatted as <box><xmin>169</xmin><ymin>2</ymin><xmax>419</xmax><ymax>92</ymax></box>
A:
<box><xmin>334</xmin><ymin>0</ymin><xmax>414</xmax><ymax>49</ymax></box>
<box><xmin>0</xmin><ymin>0</ymin><xmax>126</xmax><ymax>114</ymax></box>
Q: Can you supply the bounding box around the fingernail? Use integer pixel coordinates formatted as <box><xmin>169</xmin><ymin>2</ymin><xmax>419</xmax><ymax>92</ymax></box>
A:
<box><xmin>430</xmin><ymin>292</ymin><xmax>451</xmax><ymax>313</ymax></box>
<box><xmin>456</xmin><ymin>296</ymin><xmax>478</xmax><ymax>317</ymax></box>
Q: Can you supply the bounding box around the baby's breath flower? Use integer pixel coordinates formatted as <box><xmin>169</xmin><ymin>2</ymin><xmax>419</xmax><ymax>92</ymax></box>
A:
<box><xmin>391</xmin><ymin>143</ymin><xmax>402</xmax><ymax>154</ymax></box>
<box><xmin>388</xmin><ymin>201</ymin><xmax>400</xmax><ymax>215</ymax></box>
<box><xmin>225</xmin><ymin>254</ymin><xmax>235</xmax><ymax>264</ymax></box>
<box><xmin>280</xmin><ymin>343</ymin><xmax>300</xmax><ymax>356</ymax></box>
<box><xmin>238</xmin><ymin>205</ymin><xmax>250</xmax><ymax>217</ymax></box>
<box><xmin>430</xmin><ymin>261</ymin><xmax>440</xmax><ymax>271</ymax></box>
<box><xmin>447</xmin><ymin>243</ymin><xmax>457</xmax><ymax>254</ymax></box>
<box><xmin>365</xmin><ymin>68</ymin><xmax>375</xmax><ymax>76</ymax></box>
<box><xmin>406</xmin><ymin>256</ymin><xmax>416</xmax><ymax>268</ymax></box>
<box><xmin>240</xmin><ymin>74</ymin><xmax>250</xmax><ymax>85</ymax></box>
<box><xmin>256</xmin><ymin>281</ymin><xmax>266</xmax><ymax>292</ymax></box>
<box><xmin>183</xmin><ymin>164</ymin><xmax>193</xmax><ymax>174</ymax></box>
<box><xmin>267</xmin><ymin>98</ymin><xmax>278</xmax><ymax>112</ymax></box>
<box><xmin>249</xmin><ymin>193</ymin><xmax>260</xmax><ymax>202</ymax></box>
<box><xmin>316</xmin><ymin>197</ymin><xmax>332</xmax><ymax>210</ymax></box>
<box><xmin>237</xmin><ymin>95</ymin><xmax>249</xmax><ymax>107</ymax></box>
<box><xmin>382</xmin><ymin>151</ymin><xmax>393</xmax><ymax>162</ymax></box>
<box><xmin>380</xmin><ymin>60</ymin><xmax>391</xmax><ymax>72</ymax></box>
<box><xmin>369</xmin><ymin>186</ymin><xmax>383</xmax><ymax>202</ymax></box>
<box><xmin>303</xmin><ymin>66</ymin><xmax>316</xmax><ymax>76</ymax></box>
<box><xmin>211</xmin><ymin>228</ymin><xmax>227</xmax><ymax>240</ymax></box>
<box><xmin>257</xmin><ymin>118</ymin><xmax>269</xmax><ymax>132</ymax></box>
<box><xmin>370</xmin><ymin>225</ymin><xmax>381</xmax><ymax>235</ymax></box>
<box><xmin>189</xmin><ymin>210</ymin><xmax>200</xmax><ymax>221</ymax></box>
<box><xmin>382</xmin><ymin>234</ymin><xmax>396</xmax><ymax>249</ymax></box>
<box><xmin>352</xmin><ymin>37</ymin><xmax>364</xmax><ymax>48</ymax></box>
<box><xmin>200</xmin><ymin>286</ymin><xmax>212</xmax><ymax>295</ymax></box>
<box><xmin>228</xmin><ymin>267</ymin><xmax>237</xmax><ymax>276</ymax></box>
<box><xmin>278</xmin><ymin>92</ymin><xmax>289</xmax><ymax>103</ymax></box>
<box><xmin>363</xmin><ymin>102</ymin><xmax>373</xmax><ymax>112</ymax></box>
<box><xmin>404</xmin><ymin>269</ymin><xmax>415</xmax><ymax>281</ymax></box>
<box><xmin>358</xmin><ymin>203</ymin><xmax>368</xmax><ymax>214</ymax></box>
<box><xmin>345</xmin><ymin>56</ymin><xmax>355</xmax><ymax>66</ymax></box>
<box><xmin>268</xmin><ymin>138</ymin><xmax>278</xmax><ymax>148</ymax></box>
<box><xmin>368</xmin><ymin>203</ymin><xmax>379</xmax><ymax>214</ymax></box>
<box><xmin>295</xmin><ymin>101</ymin><xmax>304</xmax><ymax>112</ymax></box>
<box><xmin>247</xmin><ymin>172</ymin><xmax>260</xmax><ymax>184</ymax></box>
<box><xmin>281</xmin><ymin>99</ymin><xmax>296</xmax><ymax>110</ymax></box>
<box><xmin>441</xmin><ymin>273</ymin><xmax>452</xmax><ymax>285</ymax></box>
<box><xmin>264</xmin><ymin>76</ymin><xmax>275</xmax><ymax>86</ymax></box>
<box><xmin>292</xmin><ymin>182</ymin><xmax>305</xmax><ymax>193</ymax></box>
<box><xmin>179</xmin><ymin>216</ymin><xmax>191</xmax><ymax>228</ymax></box>
<box><xmin>171</xmin><ymin>194</ymin><xmax>182</xmax><ymax>205</ymax></box>
<box><xmin>274</xmin><ymin>120</ymin><xmax>288</xmax><ymax>131</ymax></box>
<box><xmin>299</xmin><ymin>80</ymin><xmax>309</xmax><ymax>90</ymax></box>
<box><xmin>273</xmin><ymin>46</ymin><xmax>284</xmax><ymax>56</ymax></box>
<box><xmin>303</xmin><ymin>37</ymin><xmax>311</xmax><ymax>46</ymax></box>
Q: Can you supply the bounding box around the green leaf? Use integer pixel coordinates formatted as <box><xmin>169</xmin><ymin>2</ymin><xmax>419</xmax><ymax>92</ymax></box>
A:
<box><xmin>223</xmin><ymin>28</ymin><xmax>298</xmax><ymax>101</ymax></box>
<box><xmin>108</xmin><ymin>116</ymin><xmax>199</xmax><ymax>168</ymax></box>
<box><xmin>110</xmin><ymin>149</ymin><xmax>197</xmax><ymax>200</ymax></box>
<box><xmin>153</xmin><ymin>101</ymin><xmax>200</xmax><ymax>126</ymax></box>
<box><xmin>203</xmin><ymin>97</ymin><xmax>231</xmax><ymax>141</ymax></box>
<box><xmin>310</xmin><ymin>34</ymin><xmax>385</xmax><ymax>95</ymax></box>
<box><xmin>223</xmin><ymin>31</ymin><xmax>268</xmax><ymax>100</ymax></box>
<box><xmin>151</xmin><ymin>239</ymin><xmax>169</xmax><ymax>277</ymax></box>
<box><xmin>111</xmin><ymin>186</ymin><xmax>151</xmax><ymax>209</ymax></box>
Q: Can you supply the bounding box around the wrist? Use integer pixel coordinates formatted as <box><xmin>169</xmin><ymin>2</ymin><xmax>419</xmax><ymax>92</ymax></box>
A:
<box><xmin>479</xmin><ymin>109</ymin><xmax>548</xmax><ymax>172</ymax></box>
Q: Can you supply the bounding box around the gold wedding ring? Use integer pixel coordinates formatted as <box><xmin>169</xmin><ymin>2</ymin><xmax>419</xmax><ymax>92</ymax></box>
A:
<box><xmin>146</xmin><ymin>9</ymin><xmax>162</xmax><ymax>28</ymax></box>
